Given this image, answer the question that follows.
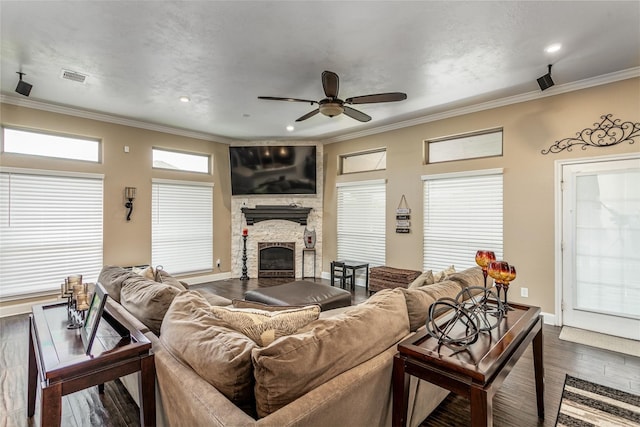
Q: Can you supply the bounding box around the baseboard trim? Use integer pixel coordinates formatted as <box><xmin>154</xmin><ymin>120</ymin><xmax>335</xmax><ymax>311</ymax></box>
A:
<box><xmin>181</xmin><ymin>271</ymin><xmax>232</xmax><ymax>285</ymax></box>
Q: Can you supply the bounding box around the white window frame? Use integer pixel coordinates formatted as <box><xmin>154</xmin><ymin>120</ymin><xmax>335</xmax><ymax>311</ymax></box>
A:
<box><xmin>0</xmin><ymin>167</ymin><xmax>104</xmax><ymax>299</ymax></box>
<box><xmin>422</xmin><ymin>169</ymin><xmax>503</xmax><ymax>271</ymax></box>
<box><xmin>336</xmin><ymin>180</ymin><xmax>386</xmax><ymax>281</ymax></box>
<box><xmin>339</xmin><ymin>148</ymin><xmax>386</xmax><ymax>174</ymax></box>
<box><xmin>152</xmin><ymin>179</ymin><xmax>213</xmax><ymax>274</ymax></box>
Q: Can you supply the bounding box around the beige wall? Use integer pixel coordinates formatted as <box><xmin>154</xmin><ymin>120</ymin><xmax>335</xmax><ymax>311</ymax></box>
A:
<box><xmin>0</xmin><ymin>104</ymin><xmax>232</xmax><ymax>276</ymax></box>
<box><xmin>322</xmin><ymin>77</ymin><xmax>640</xmax><ymax>315</ymax></box>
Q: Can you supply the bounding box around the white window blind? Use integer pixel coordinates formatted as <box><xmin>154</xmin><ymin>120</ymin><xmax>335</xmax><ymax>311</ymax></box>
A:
<box><xmin>337</xmin><ymin>180</ymin><xmax>386</xmax><ymax>266</ymax></box>
<box><xmin>423</xmin><ymin>170</ymin><xmax>503</xmax><ymax>271</ymax></box>
<box><xmin>152</xmin><ymin>180</ymin><xmax>213</xmax><ymax>274</ymax></box>
<box><xmin>0</xmin><ymin>169</ymin><xmax>103</xmax><ymax>299</ymax></box>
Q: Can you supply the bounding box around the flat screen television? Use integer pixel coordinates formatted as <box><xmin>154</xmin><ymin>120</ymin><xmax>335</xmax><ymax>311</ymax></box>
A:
<box><xmin>229</xmin><ymin>145</ymin><xmax>316</xmax><ymax>195</ymax></box>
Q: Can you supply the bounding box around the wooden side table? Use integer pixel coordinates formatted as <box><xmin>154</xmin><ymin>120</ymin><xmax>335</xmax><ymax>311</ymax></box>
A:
<box><xmin>392</xmin><ymin>301</ymin><xmax>544</xmax><ymax>427</ymax></box>
<box><xmin>27</xmin><ymin>301</ymin><xmax>155</xmax><ymax>426</ymax></box>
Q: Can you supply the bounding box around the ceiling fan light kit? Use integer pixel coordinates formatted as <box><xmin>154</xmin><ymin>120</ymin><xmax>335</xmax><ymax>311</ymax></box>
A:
<box><xmin>258</xmin><ymin>70</ymin><xmax>406</xmax><ymax>123</ymax></box>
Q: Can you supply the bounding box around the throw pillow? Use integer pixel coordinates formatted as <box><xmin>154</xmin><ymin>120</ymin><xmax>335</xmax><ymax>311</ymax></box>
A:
<box><xmin>433</xmin><ymin>265</ymin><xmax>456</xmax><ymax>282</ymax></box>
<box><xmin>210</xmin><ymin>305</ymin><xmax>321</xmax><ymax>346</ymax></box>
<box><xmin>155</xmin><ymin>269</ymin><xmax>187</xmax><ymax>291</ymax></box>
<box><xmin>447</xmin><ymin>266</ymin><xmax>485</xmax><ymax>290</ymax></box>
<box><xmin>119</xmin><ymin>276</ymin><xmax>180</xmax><ymax>335</ymax></box>
<box><xmin>97</xmin><ymin>265</ymin><xmax>138</xmax><ymax>304</ymax></box>
<box><xmin>408</xmin><ymin>270</ymin><xmax>434</xmax><ymax>289</ymax></box>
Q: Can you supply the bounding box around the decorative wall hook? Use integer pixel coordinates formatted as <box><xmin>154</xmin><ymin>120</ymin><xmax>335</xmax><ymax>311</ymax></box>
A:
<box><xmin>542</xmin><ymin>114</ymin><xmax>639</xmax><ymax>155</ymax></box>
<box><xmin>124</xmin><ymin>187</ymin><xmax>136</xmax><ymax>221</ymax></box>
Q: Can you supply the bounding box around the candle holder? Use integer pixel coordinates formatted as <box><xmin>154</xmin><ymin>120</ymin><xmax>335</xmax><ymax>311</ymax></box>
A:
<box><xmin>240</xmin><ymin>233</ymin><xmax>249</xmax><ymax>281</ymax></box>
<box><xmin>475</xmin><ymin>250</ymin><xmax>496</xmax><ymax>288</ymax></box>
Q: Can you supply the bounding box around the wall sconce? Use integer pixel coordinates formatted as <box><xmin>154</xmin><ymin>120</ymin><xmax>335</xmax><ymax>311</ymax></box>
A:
<box><xmin>124</xmin><ymin>187</ymin><xmax>136</xmax><ymax>221</ymax></box>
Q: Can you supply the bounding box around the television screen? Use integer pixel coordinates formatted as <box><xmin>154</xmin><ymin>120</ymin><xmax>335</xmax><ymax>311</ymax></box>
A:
<box><xmin>229</xmin><ymin>145</ymin><xmax>316</xmax><ymax>195</ymax></box>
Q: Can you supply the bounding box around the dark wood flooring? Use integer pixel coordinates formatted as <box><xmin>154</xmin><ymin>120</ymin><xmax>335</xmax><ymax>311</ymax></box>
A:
<box><xmin>2</xmin><ymin>278</ymin><xmax>638</xmax><ymax>427</ymax></box>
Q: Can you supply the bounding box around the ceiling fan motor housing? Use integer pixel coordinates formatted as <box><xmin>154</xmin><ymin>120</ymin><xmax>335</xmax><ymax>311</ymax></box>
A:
<box><xmin>319</xmin><ymin>99</ymin><xmax>344</xmax><ymax>117</ymax></box>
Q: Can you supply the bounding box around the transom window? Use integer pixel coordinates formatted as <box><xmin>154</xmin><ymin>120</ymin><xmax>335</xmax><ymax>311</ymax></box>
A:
<box><xmin>339</xmin><ymin>149</ymin><xmax>386</xmax><ymax>174</ymax></box>
<box><xmin>425</xmin><ymin>129</ymin><xmax>502</xmax><ymax>164</ymax></box>
<box><xmin>152</xmin><ymin>148</ymin><xmax>210</xmax><ymax>173</ymax></box>
<box><xmin>2</xmin><ymin>127</ymin><xmax>100</xmax><ymax>162</ymax></box>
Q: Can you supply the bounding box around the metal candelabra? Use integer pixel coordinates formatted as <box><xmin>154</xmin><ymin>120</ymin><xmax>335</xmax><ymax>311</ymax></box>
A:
<box><xmin>241</xmin><ymin>234</ymin><xmax>249</xmax><ymax>281</ymax></box>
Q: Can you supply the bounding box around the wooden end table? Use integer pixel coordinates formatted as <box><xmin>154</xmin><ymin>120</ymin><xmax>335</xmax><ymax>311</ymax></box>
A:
<box><xmin>392</xmin><ymin>301</ymin><xmax>544</xmax><ymax>427</ymax></box>
<box><xmin>27</xmin><ymin>301</ymin><xmax>155</xmax><ymax>426</ymax></box>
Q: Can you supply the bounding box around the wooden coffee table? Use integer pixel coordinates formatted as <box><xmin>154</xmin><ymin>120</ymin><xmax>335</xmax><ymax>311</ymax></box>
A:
<box><xmin>392</xmin><ymin>301</ymin><xmax>544</xmax><ymax>427</ymax></box>
<box><xmin>27</xmin><ymin>301</ymin><xmax>155</xmax><ymax>426</ymax></box>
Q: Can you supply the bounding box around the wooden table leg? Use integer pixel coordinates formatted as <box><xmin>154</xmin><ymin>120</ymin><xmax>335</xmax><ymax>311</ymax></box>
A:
<box><xmin>470</xmin><ymin>384</ymin><xmax>492</xmax><ymax>427</ymax></box>
<box><xmin>27</xmin><ymin>317</ymin><xmax>38</xmax><ymax>418</ymax></box>
<box><xmin>392</xmin><ymin>355</ymin><xmax>410</xmax><ymax>427</ymax></box>
<box><xmin>139</xmin><ymin>355</ymin><xmax>156</xmax><ymax>427</ymax></box>
<box><xmin>533</xmin><ymin>320</ymin><xmax>545</xmax><ymax>419</ymax></box>
<box><xmin>41</xmin><ymin>382</ymin><xmax>62</xmax><ymax>427</ymax></box>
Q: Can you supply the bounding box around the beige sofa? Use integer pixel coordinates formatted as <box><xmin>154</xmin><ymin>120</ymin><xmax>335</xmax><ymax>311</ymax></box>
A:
<box><xmin>98</xmin><ymin>265</ymin><xmax>485</xmax><ymax>427</ymax></box>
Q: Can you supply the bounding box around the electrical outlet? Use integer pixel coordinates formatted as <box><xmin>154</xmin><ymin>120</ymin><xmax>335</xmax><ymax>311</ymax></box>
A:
<box><xmin>521</xmin><ymin>287</ymin><xmax>529</xmax><ymax>298</ymax></box>
<box><xmin>216</xmin><ymin>259</ymin><xmax>221</xmax><ymax>268</ymax></box>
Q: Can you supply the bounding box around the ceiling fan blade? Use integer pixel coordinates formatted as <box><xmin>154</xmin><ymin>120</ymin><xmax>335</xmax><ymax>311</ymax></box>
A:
<box><xmin>343</xmin><ymin>106</ymin><xmax>371</xmax><ymax>122</ymax></box>
<box><xmin>258</xmin><ymin>96</ymin><xmax>317</xmax><ymax>104</ymax></box>
<box><xmin>345</xmin><ymin>92</ymin><xmax>407</xmax><ymax>104</ymax></box>
<box><xmin>322</xmin><ymin>71</ymin><xmax>339</xmax><ymax>98</ymax></box>
<box><xmin>295</xmin><ymin>109</ymin><xmax>320</xmax><ymax>122</ymax></box>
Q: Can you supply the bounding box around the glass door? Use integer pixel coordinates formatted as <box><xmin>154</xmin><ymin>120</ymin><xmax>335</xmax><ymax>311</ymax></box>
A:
<box><xmin>561</xmin><ymin>157</ymin><xmax>640</xmax><ymax>340</ymax></box>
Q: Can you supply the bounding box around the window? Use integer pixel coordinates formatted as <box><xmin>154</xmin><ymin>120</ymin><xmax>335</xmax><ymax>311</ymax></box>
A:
<box><xmin>337</xmin><ymin>180</ymin><xmax>386</xmax><ymax>268</ymax></box>
<box><xmin>0</xmin><ymin>169</ymin><xmax>104</xmax><ymax>298</ymax></box>
<box><xmin>152</xmin><ymin>179</ymin><xmax>213</xmax><ymax>274</ymax></box>
<box><xmin>340</xmin><ymin>149</ymin><xmax>386</xmax><ymax>174</ymax></box>
<box><xmin>422</xmin><ymin>169</ymin><xmax>503</xmax><ymax>271</ymax></box>
<box><xmin>2</xmin><ymin>127</ymin><xmax>100</xmax><ymax>162</ymax></box>
<box><xmin>152</xmin><ymin>148</ymin><xmax>210</xmax><ymax>173</ymax></box>
<box><xmin>425</xmin><ymin>129</ymin><xmax>502</xmax><ymax>164</ymax></box>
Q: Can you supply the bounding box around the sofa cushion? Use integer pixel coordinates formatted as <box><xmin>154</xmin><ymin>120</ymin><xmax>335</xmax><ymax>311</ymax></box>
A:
<box><xmin>155</xmin><ymin>269</ymin><xmax>188</xmax><ymax>290</ymax></box>
<box><xmin>251</xmin><ymin>288</ymin><xmax>409</xmax><ymax>417</ymax></box>
<box><xmin>120</xmin><ymin>276</ymin><xmax>180</xmax><ymax>335</ymax></box>
<box><xmin>447</xmin><ymin>266</ymin><xmax>484</xmax><ymax>290</ymax></box>
<box><xmin>160</xmin><ymin>291</ymin><xmax>258</xmax><ymax>408</ymax></box>
<box><xmin>210</xmin><ymin>304</ymin><xmax>321</xmax><ymax>346</ymax></box>
<box><xmin>408</xmin><ymin>270</ymin><xmax>434</xmax><ymax>289</ymax></box>
<box><xmin>401</xmin><ymin>280</ymin><xmax>462</xmax><ymax>332</ymax></box>
<box><xmin>97</xmin><ymin>265</ymin><xmax>138</xmax><ymax>304</ymax></box>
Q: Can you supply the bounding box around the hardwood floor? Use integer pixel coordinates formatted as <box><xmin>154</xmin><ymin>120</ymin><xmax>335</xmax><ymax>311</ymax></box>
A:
<box><xmin>1</xmin><ymin>278</ymin><xmax>638</xmax><ymax>427</ymax></box>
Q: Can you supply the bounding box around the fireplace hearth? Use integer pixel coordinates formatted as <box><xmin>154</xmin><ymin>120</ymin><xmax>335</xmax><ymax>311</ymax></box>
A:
<box><xmin>258</xmin><ymin>242</ymin><xmax>295</xmax><ymax>278</ymax></box>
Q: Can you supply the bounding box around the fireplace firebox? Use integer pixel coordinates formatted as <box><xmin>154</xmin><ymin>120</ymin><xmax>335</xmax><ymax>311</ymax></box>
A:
<box><xmin>258</xmin><ymin>242</ymin><xmax>295</xmax><ymax>278</ymax></box>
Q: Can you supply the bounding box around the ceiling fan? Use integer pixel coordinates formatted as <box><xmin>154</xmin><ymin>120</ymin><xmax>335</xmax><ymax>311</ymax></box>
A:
<box><xmin>258</xmin><ymin>70</ymin><xmax>407</xmax><ymax>123</ymax></box>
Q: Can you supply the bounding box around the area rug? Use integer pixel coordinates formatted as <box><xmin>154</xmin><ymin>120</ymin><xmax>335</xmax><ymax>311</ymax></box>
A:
<box><xmin>555</xmin><ymin>375</ymin><xmax>640</xmax><ymax>426</ymax></box>
<box><xmin>559</xmin><ymin>326</ymin><xmax>640</xmax><ymax>357</ymax></box>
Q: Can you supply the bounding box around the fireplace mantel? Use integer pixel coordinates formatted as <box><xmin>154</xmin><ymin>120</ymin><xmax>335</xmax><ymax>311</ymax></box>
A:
<box><xmin>242</xmin><ymin>205</ymin><xmax>312</xmax><ymax>225</ymax></box>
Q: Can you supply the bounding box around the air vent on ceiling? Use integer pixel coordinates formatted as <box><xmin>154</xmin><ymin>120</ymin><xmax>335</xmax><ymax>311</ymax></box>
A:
<box><xmin>60</xmin><ymin>69</ymin><xmax>88</xmax><ymax>83</ymax></box>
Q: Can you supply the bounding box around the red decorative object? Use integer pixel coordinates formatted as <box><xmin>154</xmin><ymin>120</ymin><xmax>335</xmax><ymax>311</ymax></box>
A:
<box><xmin>242</xmin><ymin>228</ymin><xmax>248</xmax><ymax>236</ymax></box>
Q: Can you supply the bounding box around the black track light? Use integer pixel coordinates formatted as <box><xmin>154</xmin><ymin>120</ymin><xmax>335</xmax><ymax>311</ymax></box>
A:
<box><xmin>537</xmin><ymin>64</ymin><xmax>555</xmax><ymax>91</ymax></box>
<box><xmin>15</xmin><ymin>72</ymin><xmax>32</xmax><ymax>97</ymax></box>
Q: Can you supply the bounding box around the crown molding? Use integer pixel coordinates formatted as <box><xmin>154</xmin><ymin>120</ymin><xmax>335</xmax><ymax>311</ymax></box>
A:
<box><xmin>0</xmin><ymin>94</ymin><xmax>236</xmax><ymax>144</ymax></box>
<box><xmin>322</xmin><ymin>67</ymin><xmax>640</xmax><ymax>144</ymax></box>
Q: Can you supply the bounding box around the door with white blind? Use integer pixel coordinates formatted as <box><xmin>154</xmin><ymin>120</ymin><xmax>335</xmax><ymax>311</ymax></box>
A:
<box><xmin>336</xmin><ymin>180</ymin><xmax>386</xmax><ymax>284</ymax></box>
<box><xmin>561</xmin><ymin>157</ymin><xmax>640</xmax><ymax>340</ymax></box>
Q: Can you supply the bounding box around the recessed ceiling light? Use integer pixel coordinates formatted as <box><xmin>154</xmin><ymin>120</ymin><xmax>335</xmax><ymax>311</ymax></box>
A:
<box><xmin>544</xmin><ymin>43</ymin><xmax>562</xmax><ymax>53</ymax></box>
<box><xmin>286</xmin><ymin>125</ymin><xmax>295</xmax><ymax>132</ymax></box>
<box><xmin>179</xmin><ymin>96</ymin><xmax>190</xmax><ymax>103</ymax></box>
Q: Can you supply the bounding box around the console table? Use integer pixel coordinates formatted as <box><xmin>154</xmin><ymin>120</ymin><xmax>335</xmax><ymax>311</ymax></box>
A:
<box><xmin>27</xmin><ymin>302</ymin><xmax>155</xmax><ymax>426</ymax></box>
<box><xmin>392</xmin><ymin>301</ymin><xmax>544</xmax><ymax>427</ymax></box>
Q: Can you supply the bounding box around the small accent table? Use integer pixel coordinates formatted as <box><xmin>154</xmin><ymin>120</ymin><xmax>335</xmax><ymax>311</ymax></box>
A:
<box><xmin>27</xmin><ymin>302</ymin><xmax>155</xmax><ymax>426</ymax></box>
<box><xmin>392</xmin><ymin>301</ymin><xmax>544</xmax><ymax>427</ymax></box>
<box><xmin>333</xmin><ymin>260</ymin><xmax>369</xmax><ymax>291</ymax></box>
<box><xmin>302</xmin><ymin>248</ymin><xmax>316</xmax><ymax>279</ymax></box>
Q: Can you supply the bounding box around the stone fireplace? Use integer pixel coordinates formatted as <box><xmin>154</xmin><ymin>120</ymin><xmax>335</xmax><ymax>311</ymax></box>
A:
<box><xmin>258</xmin><ymin>242</ymin><xmax>295</xmax><ymax>278</ymax></box>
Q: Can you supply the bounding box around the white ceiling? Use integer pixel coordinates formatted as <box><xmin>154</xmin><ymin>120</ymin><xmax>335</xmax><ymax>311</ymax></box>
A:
<box><xmin>1</xmin><ymin>1</ymin><xmax>639</xmax><ymax>142</ymax></box>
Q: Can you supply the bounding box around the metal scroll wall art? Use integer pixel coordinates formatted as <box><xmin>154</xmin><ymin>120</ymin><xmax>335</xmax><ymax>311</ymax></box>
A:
<box><xmin>425</xmin><ymin>286</ymin><xmax>504</xmax><ymax>357</ymax></box>
<box><xmin>542</xmin><ymin>114</ymin><xmax>640</xmax><ymax>155</ymax></box>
